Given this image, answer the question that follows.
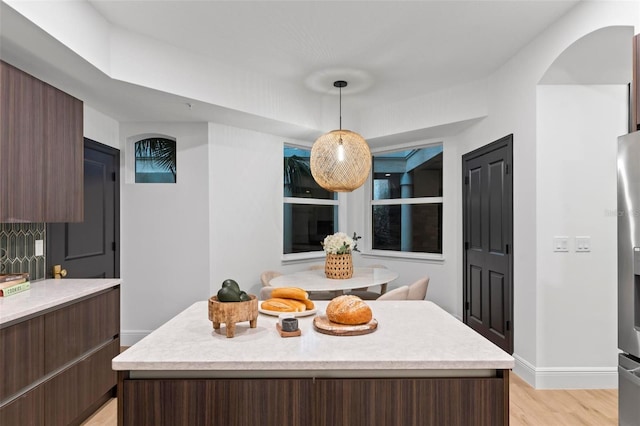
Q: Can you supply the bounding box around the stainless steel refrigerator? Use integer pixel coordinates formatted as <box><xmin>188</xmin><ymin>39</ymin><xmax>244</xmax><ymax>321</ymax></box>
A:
<box><xmin>617</xmin><ymin>130</ymin><xmax>640</xmax><ymax>425</ymax></box>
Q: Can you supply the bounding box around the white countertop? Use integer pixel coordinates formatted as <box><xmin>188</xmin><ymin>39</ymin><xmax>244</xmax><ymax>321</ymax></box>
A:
<box><xmin>0</xmin><ymin>278</ymin><xmax>121</xmax><ymax>325</ymax></box>
<box><xmin>113</xmin><ymin>300</ymin><xmax>514</xmax><ymax>374</ymax></box>
<box><xmin>269</xmin><ymin>267</ymin><xmax>399</xmax><ymax>292</ymax></box>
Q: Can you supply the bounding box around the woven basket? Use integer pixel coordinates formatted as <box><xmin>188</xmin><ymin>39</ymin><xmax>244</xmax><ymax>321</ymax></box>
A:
<box><xmin>325</xmin><ymin>253</ymin><xmax>353</xmax><ymax>279</ymax></box>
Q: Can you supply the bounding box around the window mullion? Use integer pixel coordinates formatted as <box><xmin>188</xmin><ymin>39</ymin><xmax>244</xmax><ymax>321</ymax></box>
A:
<box><xmin>371</xmin><ymin>197</ymin><xmax>443</xmax><ymax>206</ymax></box>
<box><xmin>284</xmin><ymin>197</ymin><xmax>339</xmax><ymax>206</ymax></box>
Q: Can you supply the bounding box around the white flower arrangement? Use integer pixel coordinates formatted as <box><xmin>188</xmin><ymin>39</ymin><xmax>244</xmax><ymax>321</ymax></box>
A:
<box><xmin>321</xmin><ymin>232</ymin><xmax>361</xmax><ymax>255</ymax></box>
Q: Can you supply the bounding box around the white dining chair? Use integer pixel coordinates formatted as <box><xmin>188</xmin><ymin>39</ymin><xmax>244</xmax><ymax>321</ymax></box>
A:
<box><xmin>376</xmin><ymin>285</ymin><xmax>409</xmax><ymax>301</ymax></box>
<box><xmin>260</xmin><ymin>270</ymin><xmax>282</xmax><ymax>287</ymax></box>
<box><xmin>407</xmin><ymin>277</ymin><xmax>430</xmax><ymax>300</ymax></box>
<box><xmin>259</xmin><ymin>286</ymin><xmax>274</xmax><ymax>300</ymax></box>
<box><xmin>349</xmin><ymin>264</ymin><xmax>389</xmax><ymax>300</ymax></box>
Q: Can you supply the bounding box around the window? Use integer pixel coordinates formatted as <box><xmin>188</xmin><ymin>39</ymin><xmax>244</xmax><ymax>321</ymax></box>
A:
<box><xmin>370</xmin><ymin>145</ymin><xmax>443</xmax><ymax>255</ymax></box>
<box><xmin>283</xmin><ymin>146</ymin><xmax>338</xmax><ymax>254</ymax></box>
<box><xmin>134</xmin><ymin>138</ymin><xmax>177</xmax><ymax>183</ymax></box>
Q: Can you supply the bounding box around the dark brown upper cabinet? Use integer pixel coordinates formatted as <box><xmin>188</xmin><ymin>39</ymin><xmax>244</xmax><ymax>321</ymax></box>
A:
<box><xmin>0</xmin><ymin>61</ymin><xmax>83</xmax><ymax>223</ymax></box>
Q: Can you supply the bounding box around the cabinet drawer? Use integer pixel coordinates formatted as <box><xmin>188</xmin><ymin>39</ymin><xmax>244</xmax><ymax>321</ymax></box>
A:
<box><xmin>44</xmin><ymin>338</ymin><xmax>119</xmax><ymax>426</ymax></box>
<box><xmin>45</xmin><ymin>288</ymin><xmax>120</xmax><ymax>374</ymax></box>
<box><xmin>0</xmin><ymin>316</ymin><xmax>44</xmax><ymax>401</ymax></box>
<box><xmin>0</xmin><ymin>384</ymin><xmax>44</xmax><ymax>425</ymax></box>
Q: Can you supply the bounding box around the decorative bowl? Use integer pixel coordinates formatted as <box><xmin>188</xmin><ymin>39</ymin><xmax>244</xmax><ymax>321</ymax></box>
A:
<box><xmin>208</xmin><ymin>294</ymin><xmax>258</xmax><ymax>338</ymax></box>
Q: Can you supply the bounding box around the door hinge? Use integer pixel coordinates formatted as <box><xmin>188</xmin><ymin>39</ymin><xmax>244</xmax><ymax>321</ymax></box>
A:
<box><xmin>505</xmin><ymin>244</ymin><xmax>509</xmax><ymax>254</ymax></box>
<box><xmin>464</xmin><ymin>176</ymin><xmax>469</xmax><ymax>185</ymax></box>
<box><xmin>506</xmin><ymin>320</ymin><xmax>511</xmax><ymax>331</ymax></box>
<box><xmin>111</xmin><ymin>172</ymin><xmax>116</xmax><ymax>182</ymax></box>
<box><xmin>505</xmin><ymin>163</ymin><xmax>509</xmax><ymax>175</ymax></box>
<box><xmin>465</xmin><ymin>301</ymin><xmax>470</xmax><ymax>311</ymax></box>
<box><xmin>465</xmin><ymin>242</ymin><xmax>470</xmax><ymax>250</ymax></box>
<box><xmin>111</xmin><ymin>241</ymin><xmax>116</xmax><ymax>251</ymax></box>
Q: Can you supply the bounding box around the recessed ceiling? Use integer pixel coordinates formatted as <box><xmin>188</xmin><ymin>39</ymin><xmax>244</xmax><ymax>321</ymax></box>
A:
<box><xmin>1</xmin><ymin>0</ymin><xmax>582</xmax><ymax>139</ymax></box>
<box><xmin>88</xmin><ymin>0</ymin><xmax>579</xmax><ymax>105</ymax></box>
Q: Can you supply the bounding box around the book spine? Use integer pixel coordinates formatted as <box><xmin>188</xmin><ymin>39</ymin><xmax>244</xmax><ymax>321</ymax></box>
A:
<box><xmin>0</xmin><ymin>278</ymin><xmax>27</xmax><ymax>289</ymax></box>
<box><xmin>0</xmin><ymin>281</ymin><xmax>31</xmax><ymax>297</ymax></box>
<box><xmin>0</xmin><ymin>273</ymin><xmax>29</xmax><ymax>283</ymax></box>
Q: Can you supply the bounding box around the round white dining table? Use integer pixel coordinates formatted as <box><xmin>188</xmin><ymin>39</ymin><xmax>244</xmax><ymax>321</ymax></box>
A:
<box><xmin>269</xmin><ymin>267</ymin><xmax>398</xmax><ymax>293</ymax></box>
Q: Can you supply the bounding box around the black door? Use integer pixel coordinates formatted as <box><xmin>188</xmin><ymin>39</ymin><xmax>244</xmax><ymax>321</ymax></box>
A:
<box><xmin>47</xmin><ymin>138</ymin><xmax>119</xmax><ymax>278</ymax></box>
<box><xmin>462</xmin><ymin>134</ymin><xmax>513</xmax><ymax>354</ymax></box>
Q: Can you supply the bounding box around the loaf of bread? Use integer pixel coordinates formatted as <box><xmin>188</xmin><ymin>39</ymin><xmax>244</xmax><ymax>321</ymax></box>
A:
<box><xmin>301</xmin><ymin>298</ymin><xmax>315</xmax><ymax>310</ymax></box>
<box><xmin>261</xmin><ymin>298</ymin><xmax>306</xmax><ymax>312</ymax></box>
<box><xmin>271</xmin><ymin>287</ymin><xmax>309</xmax><ymax>301</ymax></box>
<box><xmin>268</xmin><ymin>287</ymin><xmax>315</xmax><ymax>310</ymax></box>
<box><xmin>326</xmin><ymin>295</ymin><xmax>372</xmax><ymax>325</ymax></box>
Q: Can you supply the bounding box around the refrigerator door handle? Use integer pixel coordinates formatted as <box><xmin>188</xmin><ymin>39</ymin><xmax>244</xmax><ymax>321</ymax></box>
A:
<box><xmin>620</xmin><ymin>365</ymin><xmax>640</xmax><ymax>386</ymax></box>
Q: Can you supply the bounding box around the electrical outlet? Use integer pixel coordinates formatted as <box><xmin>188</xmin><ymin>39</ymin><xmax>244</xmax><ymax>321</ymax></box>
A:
<box><xmin>35</xmin><ymin>239</ymin><xmax>44</xmax><ymax>256</ymax></box>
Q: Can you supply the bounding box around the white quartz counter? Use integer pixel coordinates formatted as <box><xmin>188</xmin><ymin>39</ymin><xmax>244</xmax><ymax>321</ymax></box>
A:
<box><xmin>0</xmin><ymin>278</ymin><xmax>121</xmax><ymax>325</ymax></box>
<box><xmin>113</xmin><ymin>300</ymin><xmax>514</xmax><ymax>376</ymax></box>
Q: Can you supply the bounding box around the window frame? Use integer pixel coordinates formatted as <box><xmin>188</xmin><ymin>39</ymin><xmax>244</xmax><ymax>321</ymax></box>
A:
<box><xmin>282</xmin><ymin>143</ymin><xmax>345</xmax><ymax>262</ymax></box>
<box><xmin>363</xmin><ymin>143</ymin><xmax>445</xmax><ymax>262</ymax></box>
<box><xmin>134</xmin><ymin>137</ymin><xmax>177</xmax><ymax>184</ymax></box>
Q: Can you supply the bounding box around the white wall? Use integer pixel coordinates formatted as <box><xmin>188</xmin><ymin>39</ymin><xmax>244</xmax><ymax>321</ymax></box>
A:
<box><xmin>536</xmin><ymin>84</ymin><xmax>626</xmax><ymax>388</ymax></box>
<box><xmin>119</xmin><ymin>122</ymin><xmax>210</xmax><ymax>345</ymax></box>
<box><xmin>208</xmin><ymin>123</ymin><xmax>283</xmax><ymax>298</ymax></box>
<box><xmin>449</xmin><ymin>1</ymin><xmax>638</xmax><ymax>387</ymax></box>
<box><xmin>84</xmin><ymin>105</ymin><xmax>119</xmax><ymax>149</ymax></box>
<box><xmin>207</xmin><ymin>123</ymin><xmax>319</xmax><ymax>299</ymax></box>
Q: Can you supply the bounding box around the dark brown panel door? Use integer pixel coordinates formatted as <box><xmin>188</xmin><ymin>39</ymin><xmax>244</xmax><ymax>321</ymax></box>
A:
<box><xmin>463</xmin><ymin>135</ymin><xmax>513</xmax><ymax>354</ymax></box>
<box><xmin>47</xmin><ymin>139</ymin><xmax>119</xmax><ymax>278</ymax></box>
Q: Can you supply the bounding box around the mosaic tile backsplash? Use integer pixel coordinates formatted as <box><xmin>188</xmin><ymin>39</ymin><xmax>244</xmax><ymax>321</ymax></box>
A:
<box><xmin>0</xmin><ymin>223</ymin><xmax>46</xmax><ymax>280</ymax></box>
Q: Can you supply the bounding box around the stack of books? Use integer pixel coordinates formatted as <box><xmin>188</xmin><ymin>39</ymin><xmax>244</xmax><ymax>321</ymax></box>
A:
<box><xmin>0</xmin><ymin>273</ymin><xmax>31</xmax><ymax>297</ymax></box>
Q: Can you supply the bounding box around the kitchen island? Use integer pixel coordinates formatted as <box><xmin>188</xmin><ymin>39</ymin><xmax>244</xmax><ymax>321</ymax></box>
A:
<box><xmin>113</xmin><ymin>300</ymin><xmax>513</xmax><ymax>426</ymax></box>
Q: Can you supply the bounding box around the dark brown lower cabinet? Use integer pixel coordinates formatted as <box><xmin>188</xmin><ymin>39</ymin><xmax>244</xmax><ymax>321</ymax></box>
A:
<box><xmin>44</xmin><ymin>340</ymin><xmax>119</xmax><ymax>426</ymax></box>
<box><xmin>0</xmin><ymin>286</ymin><xmax>120</xmax><ymax>425</ymax></box>
<box><xmin>119</xmin><ymin>371</ymin><xmax>509</xmax><ymax>426</ymax></box>
<box><xmin>0</xmin><ymin>386</ymin><xmax>45</xmax><ymax>425</ymax></box>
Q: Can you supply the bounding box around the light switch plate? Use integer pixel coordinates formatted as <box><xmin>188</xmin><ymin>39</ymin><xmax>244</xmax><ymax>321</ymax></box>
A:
<box><xmin>553</xmin><ymin>236</ymin><xmax>569</xmax><ymax>252</ymax></box>
<box><xmin>575</xmin><ymin>236</ymin><xmax>591</xmax><ymax>252</ymax></box>
<box><xmin>35</xmin><ymin>239</ymin><xmax>44</xmax><ymax>257</ymax></box>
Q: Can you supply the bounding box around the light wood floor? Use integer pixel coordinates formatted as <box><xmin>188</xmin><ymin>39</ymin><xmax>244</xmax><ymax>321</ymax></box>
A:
<box><xmin>81</xmin><ymin>373</ymin><xmax>617</xmax><ymax>425</ymax></box>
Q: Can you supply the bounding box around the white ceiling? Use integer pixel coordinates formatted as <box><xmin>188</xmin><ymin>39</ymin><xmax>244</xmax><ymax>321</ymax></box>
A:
<box><xmin>87</xmin><ymin>0</ymin><xmax>579</xmax><ymax>104</ymax></box>
<box><xmin>0</xmin><ymin>0</ymin><xmax>593</xmax><ymax>137</ymax></box>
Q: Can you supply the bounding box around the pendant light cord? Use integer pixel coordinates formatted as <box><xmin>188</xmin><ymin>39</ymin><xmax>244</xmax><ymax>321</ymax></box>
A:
<box><xmin>339</xmin><ymin>84</ymin><xmax>342</xmax><ymax>130</ymax></box>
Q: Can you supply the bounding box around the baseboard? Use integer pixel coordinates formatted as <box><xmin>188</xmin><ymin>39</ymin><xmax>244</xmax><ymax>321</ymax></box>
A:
<box><xmin>512</xmin><ymin>353</ymin><xmax>618</xmax><ymax>389</ymax></box>
<box><xmin>513</xmin><ymin>353</ymin><xmax>537</xmax><ymax>386</ymax></box>
<box><xmin>120</xmin><ymin>330</ymin><xmax>151</xmax><ymax>346</ymax></box>
<box><xmin>535</xmin><ymin>366</ymin><xmax>618</xmax><ymax>389</ymax></box>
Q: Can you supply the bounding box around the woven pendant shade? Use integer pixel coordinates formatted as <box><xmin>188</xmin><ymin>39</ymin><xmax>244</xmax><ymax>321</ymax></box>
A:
<box><xmin>310</xmin><ymin>129</ymin><xmax>371</xmax><ymax>192</ymax></box>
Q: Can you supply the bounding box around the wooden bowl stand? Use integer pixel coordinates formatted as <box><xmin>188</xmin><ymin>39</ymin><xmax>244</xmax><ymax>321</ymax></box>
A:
<box><xmin>208</xmin><ymin>295</ymin><xmax>258</xmax><ymax>338</ymax></box>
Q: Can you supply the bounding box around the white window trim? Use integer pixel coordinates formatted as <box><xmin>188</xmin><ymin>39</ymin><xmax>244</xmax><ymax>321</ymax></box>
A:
<box><xmin>362</xmin><ymin>143</ymin><xmax>445</xmax><ymax>261</ymax></box>
<box><xmin>282</xmin><ymin>143</ymin><xmax>346</xmax><ymax>263</ymax></box>
<box><xmin>282</xmin><ymin>192</ymin><xmax>346</xmax><ymax>263</ymax></box>
<box><xmin>371</xmin><ymin>197</ymin><xmax>443</xmax><ymax>206</ymax></box>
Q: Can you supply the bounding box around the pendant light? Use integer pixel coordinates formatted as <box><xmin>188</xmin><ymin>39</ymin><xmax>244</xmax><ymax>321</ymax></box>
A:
<box><xmin>310</xmin><ymin>80</ymin><xmax>371</xmax><ymax>192</ymax></box>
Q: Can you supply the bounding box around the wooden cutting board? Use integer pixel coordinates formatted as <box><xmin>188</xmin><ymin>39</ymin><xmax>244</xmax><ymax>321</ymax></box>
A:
<box><xmin>313</xmin><ymin>315</ymin><xmax>378</xmax><ymax>336</ymax></box>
